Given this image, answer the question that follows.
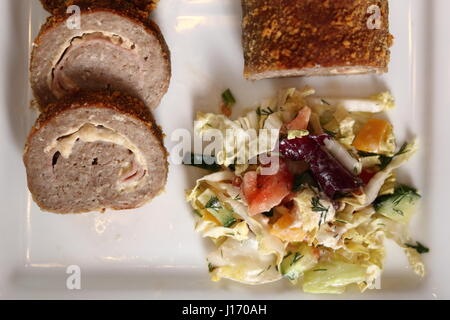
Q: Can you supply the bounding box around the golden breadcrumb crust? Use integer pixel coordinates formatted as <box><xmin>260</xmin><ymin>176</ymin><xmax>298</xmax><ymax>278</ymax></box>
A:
<box><xmin>30</xmin><ymin>90</ymin><xmax>166</xmax><ymax>145</ymax></box>
<box><xmin>241</xmin><ymin>0</ymin><xmax>394</xmax><ymax>78</ymax></box>
<box><xmin>40</xmin><ymin>0</ymin><xmax>159</xmax><ymax>19</ymax></box>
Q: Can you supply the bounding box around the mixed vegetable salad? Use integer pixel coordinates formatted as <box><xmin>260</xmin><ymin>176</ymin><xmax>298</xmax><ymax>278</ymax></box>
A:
<box><xmin>185</xmin><ymin>87</ymin><xmax>427</xmax><ymax>294</ymax></box>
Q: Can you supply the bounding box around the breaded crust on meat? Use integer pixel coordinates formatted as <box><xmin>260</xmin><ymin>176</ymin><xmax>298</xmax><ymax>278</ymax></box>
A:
<box><xmin>29</xmin><ymin>90</ymin><xmax>165</xmax><ymax>144</ymax></box>
<box><xmin>40</xmin><ymin>0</ymin><xmax>159</xmax><ymax>19</ymax></box>
<box><xmin>241</xmin><ymin>0</ymin><xmax>394</xmax><ymax>80</ymax></box>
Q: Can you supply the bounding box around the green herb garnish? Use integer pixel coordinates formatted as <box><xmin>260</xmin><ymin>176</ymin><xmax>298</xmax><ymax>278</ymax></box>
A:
<box><xmin>313</xmin><ymin>269</ymin><xmax>328</xmax><ymax>272</ymax></box>
<box><xmin>205</xmin><ymin>196</ymin><xmax>222</xmax><ymax>211</ymax></box>
<box><xmin>321</xmin><ymin>99</ymin><xmax>331</xmax><ymax>105</ymax></box>
<box><xmin>292</xmin><ymin>171</ymin><xmax>318</xmax><ymax>192</ymax></box>
<box><xmin>324</xmin><ymin>129</ymin><xmax>337</xmax><ymax>137</ymax></box>
<box><xmin>392</xmin><ymin>185</ymin><xmax>421</xmax><ymax>204</ymax></box>
<box><xmin>208</xmin><ymin>263</ymin><xmax>216</xmax><ymax>272</ymax></box>
<box><xmin>405</xmin><ymin>241</ymin><xmax>429</xmax><ymax>254</ymax></box>
<box><xmin>311</xmin><ymin>197</ymin><xmax>329</xmax><ymax>213</ymax></box>
<box><xmin>183</xmin><ymin>153</ymin><xmax>221</xmax><ymax>171</ymax></box>
<box><xmin>374</xmin><ymin>185</ymin><xmax>421</xmax><ymax>212</ymax></box>
<box><xmin>290</xmin><ymin>252</ymin><xmax>303</xmax><ymax>266</ymax></box>
<box><xmin>257</xmin><ymin>107</ymin><xmax>275</xmax><ymax>116</ymax></box>
<box><xmin>205</xmin><ymin>196</ymin><xmax>237</xmax><ymax>227</ymax></box>
<box><xmin>395</xmin><ymin>142</ymin><xmax>409</xmax><ymax>157</ymax></box>
<box><xmin>233</xmin><ymin>194</ymin><xmax>242</xmax><ymax>201</ymax></box>
<box><xmin>256</xmin><ymin>265</ymin><xmax>272</xmax><ymax>277</ymax></box>
<box><xmin>359</xmin><ymin>142</ymin><xmax>409</xmax><ymax>170</ymax></box>
<box><xmin>193</xmin><ymin>209</ymin><xmax>203</xmax><ymax>217</ymax></box>
<box><xmin>223</xmin><ymin>218</ymin><xmax>237</xmax><ymax>228</ymax></box>
<box><xmin>262</xmin><ymin>209</ymin><xmax>274</xmax><ymax>217</ymax></box>
<box><xmin>378</xmin><ymin>155</ymin><xmax>393</xmax><ymax>170</ymax></box>
<box><xmin>312</xmin><ymin>196</ymin><xmax>329</xmax><ymax>227</ymax></box>
<box><xmin>222</xmin><ymin>89</ymin><xmax>236</xmax><ymax>105</ymax></box>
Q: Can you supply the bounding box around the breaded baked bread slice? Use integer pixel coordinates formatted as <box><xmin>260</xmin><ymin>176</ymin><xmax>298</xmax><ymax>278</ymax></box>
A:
<box><xmin>23</xmin><ymin>91</ymin><xmax>168</xmax><ymax>214</ymax></box>
<box><xmin>30</xmin><ymin>7</ymin><xmax>170</xmax><ymax>110</ymax></box>
<box><xmin>241</xmin><ymin>0</ymin><xmax>394</xmax><ymax>80</ymax></box>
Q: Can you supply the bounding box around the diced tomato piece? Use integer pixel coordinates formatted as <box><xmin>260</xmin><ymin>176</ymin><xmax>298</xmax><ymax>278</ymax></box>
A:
<box><xmin>242</xmin><ymin>171</ymin><xmax>258</xmax><ymax>202</ymax></box>
<box><xmin>220</xmin><ymin>103</ymin><xmax>232</xmax><ymax>117</ymax></box>
<box><xmin>286</xmin><ymin>107</ymin><xmax>312</xmax><ymax>131</ymax></box>
<box><xmin>352</xmin><ymin>118</ymin><xmax>393</xmax><ymax>154</ymax></box>
<box><xmin>311</xmin><ymin>247</ymin><xmax>321</xmax><ymax>259</ymax></box>
<box><xmin>281</xmin><ymin>192</ymin><xmax>296</xmax><ymax>206</ymax></box>
<box><xmin>232</xmin><ymin>176</ymin><xmax>243</xmax><ymax>187</ymax></box>
<box><xmin>359</xmin><ymin>168</ymin><xmax>378</xmax><ymax>185</ymax></box>
<box><xmin>241</xmin><ymin>159</ymin><xmax>293</xmax><ymax>216</ymax></box>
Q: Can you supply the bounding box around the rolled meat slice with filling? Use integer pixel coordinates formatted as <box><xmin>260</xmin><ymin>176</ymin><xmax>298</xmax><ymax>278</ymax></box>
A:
<box><xmin>30</xmin><ymin>7</ymin><xmax>171</xmax><ymax>110</ymax></box>
<box><xmin>23</xmin><ymin>91</ymin><xmax>168</xmax><ymax>214</ymax></box>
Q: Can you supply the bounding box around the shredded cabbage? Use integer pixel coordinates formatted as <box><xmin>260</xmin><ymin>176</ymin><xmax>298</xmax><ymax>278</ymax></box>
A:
<box><xmin>363</xmin><ymin>140</ymin><xmax>418</xmax><ymax>207</ymax></box>
<box><xmin>194</xmin><ymin>111</ymin><xmax>282</xmax><ymax>169</ymax></box>
<box><xmin>323</xmin><ymin>137</ymin><xmax>362</xmax><ymax>175</ymax></box>
<box><xmin>208</xmin><ymin>235</ymin><xmax>282</xmax><ymax>284</ymax></box>
<box><xmin>306</xmin><ymin>91</ymin><xmax>395</xmax><ymax>113</ymax></box>
<box><xmin>186</xmin><ymin>87</ymin><xmax>425</xmax><ymax>294</ymax></box>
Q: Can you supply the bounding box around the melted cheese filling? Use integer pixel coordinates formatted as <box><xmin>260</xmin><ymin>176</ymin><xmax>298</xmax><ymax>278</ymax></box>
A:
<box><xmin>45</xmin><ymin>123</ymin><xmax>147</xmax><ymax>171</ymax></box>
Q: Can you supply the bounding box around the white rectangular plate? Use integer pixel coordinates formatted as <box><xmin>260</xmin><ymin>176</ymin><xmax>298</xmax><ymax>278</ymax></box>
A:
<box><xmin>0</xmin><ymin>0</ymin><xmax>449</xmax><ymax>299</ymax></box>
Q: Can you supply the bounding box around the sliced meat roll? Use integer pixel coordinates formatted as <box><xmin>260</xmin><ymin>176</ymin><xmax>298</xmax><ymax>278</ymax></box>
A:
<box><xmin>31</xmin><ymin>8</ymin><xmax>171</xmax><ymax>110</ymax></box>
<box><xmin>241</xmin><ymin>0</ymin><xmax>394</xmax><ymax>80</ymax></box>
<box><xmin>23</xmin><ymin>92</ymin><xmax>168</xmax><ymax>214</ymax></box>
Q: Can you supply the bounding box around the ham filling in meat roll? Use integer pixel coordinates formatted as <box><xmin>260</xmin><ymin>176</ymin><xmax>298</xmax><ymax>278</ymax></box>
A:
<box><xmin>23</xmin><ymin>92</ymin><xmax>168</xmax><ymax>214</ymax></box>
